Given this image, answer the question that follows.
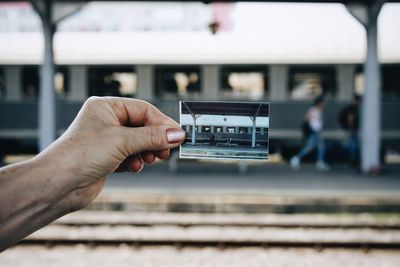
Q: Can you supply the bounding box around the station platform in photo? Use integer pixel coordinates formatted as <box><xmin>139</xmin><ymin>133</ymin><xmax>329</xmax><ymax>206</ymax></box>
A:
<box><xmin>180</xmin><ymin>143</ymin><xmax>268</xmax><ymax>160</ymax></box>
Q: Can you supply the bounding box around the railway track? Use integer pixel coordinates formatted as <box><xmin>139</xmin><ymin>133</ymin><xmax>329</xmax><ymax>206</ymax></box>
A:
<box><xmin>21</xmin><ymin>239</ymin><xmax>400</xmax><ymax>249</ymax></box>
<box><xmin>52</xmin><ymin>216</ymin><xmax>400</xmax><ymax>230</ymax></box>
<box><xmin>19</xmin><ymin>212</ymin><xmax>400</xmax><ymax>250</ymax></box>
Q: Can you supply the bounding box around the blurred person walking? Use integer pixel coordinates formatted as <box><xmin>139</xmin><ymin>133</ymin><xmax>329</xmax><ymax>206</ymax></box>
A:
<box><xmin>290</xmin><ymin>96</ymin><xmax>330</xmax><ymax>171</ymax></box>
<box><xmin>337</xmin><ymin>94</ymin><xmax>361</xmax><ymax>166</ymax></box>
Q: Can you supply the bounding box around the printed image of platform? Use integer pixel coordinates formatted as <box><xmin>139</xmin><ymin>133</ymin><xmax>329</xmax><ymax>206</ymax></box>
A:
<box><xmin>179</xmin><ymin>101</ymin><xmax>269</xmax><ymax>160</ymax></box>
<box><xmin>180</xmin><ymin>143</ymin><xmax>268</xmax><ymax>160</ymax></box>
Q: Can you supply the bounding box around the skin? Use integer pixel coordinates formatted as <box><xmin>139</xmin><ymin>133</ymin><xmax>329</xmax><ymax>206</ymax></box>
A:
<box><xmin>0</xmin><ymin>97</ymin><xmax>185</xmax><ymax>251</ymax></box>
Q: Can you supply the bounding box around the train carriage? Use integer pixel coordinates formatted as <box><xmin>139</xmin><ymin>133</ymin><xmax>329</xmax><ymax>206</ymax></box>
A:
<box><xmin>1</xmin><ymin>3</ymin><xmax>400</xmax><ymax>160</ymax></box>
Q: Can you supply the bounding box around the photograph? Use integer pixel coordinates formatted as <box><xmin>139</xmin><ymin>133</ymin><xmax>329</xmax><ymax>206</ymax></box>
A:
<box><xmin>179</xmin><ymin>101</ymin><xmax>269</xmax><ymax>160</ymax></box>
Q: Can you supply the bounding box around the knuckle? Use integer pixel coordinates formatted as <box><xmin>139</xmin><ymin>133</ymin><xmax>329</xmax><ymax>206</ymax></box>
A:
<box><xmin>84</xmin><ymin>96</ymin><xmax>102</xmax><ymax>109</ymax></box>
<box><xmin>86</xmin><ymin>96</ymin><xmax>101</xmax><ymax>104</ymax></box>
<box><xmin>148</xmin><ymin>127</ymin><xmax>165</xmax><ymax>148</ymax></box>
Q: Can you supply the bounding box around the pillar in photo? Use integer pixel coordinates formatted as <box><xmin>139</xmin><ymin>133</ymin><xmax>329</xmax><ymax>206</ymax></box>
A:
<box><xmin>252</xmin><ymin>117</ymin><xmax>256</xmax><ymax>148</ymax></box>
<box><xmin>182</xmin><ymin>101</ymin><xmax>198</xmax><ymax>145</ymax></box>
<box><xmin>192</xmin><ymin>116</ymin><xmax>196</xmax><ymax>145</ymax></box>
<box><xmin>251</xmin><ymin>104</ymin><xmax>262</xmax><ymax>148</ymax></box>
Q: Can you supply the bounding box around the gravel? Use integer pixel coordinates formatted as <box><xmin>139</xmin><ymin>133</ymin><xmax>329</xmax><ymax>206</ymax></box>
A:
<box><xmin>1</xmin><ymin>246</ymin><xmax>399</xmax><ymax>267</ymax></box>
<box><xmin>28</xmin><ymin>224</ymin><xmax>400</xmax><ymax>243</ymax></box>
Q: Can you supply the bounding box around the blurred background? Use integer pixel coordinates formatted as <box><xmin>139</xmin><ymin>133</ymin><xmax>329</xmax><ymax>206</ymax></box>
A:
<box><xmin>0</xmin><ymin>1</ymin><xmax>400</xmax><ymax>266</ymax></box>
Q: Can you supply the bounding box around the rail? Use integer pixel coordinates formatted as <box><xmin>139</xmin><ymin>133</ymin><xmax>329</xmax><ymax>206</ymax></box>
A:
<box><xmin>18</xmin><ymin>212</ymin><xmax>400</xmax><ymax>249</ymax></box>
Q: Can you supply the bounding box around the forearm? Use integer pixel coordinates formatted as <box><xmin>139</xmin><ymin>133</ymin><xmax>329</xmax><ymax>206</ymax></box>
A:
<box><xmin>0</xmin><ymin>156</ymin><xmax>74</xmax><ymax>251</ymax></box>
<box><xmin>0</xmin><ymin>97</ymin><xmax>184</xmax><ymax>252</ymax></box>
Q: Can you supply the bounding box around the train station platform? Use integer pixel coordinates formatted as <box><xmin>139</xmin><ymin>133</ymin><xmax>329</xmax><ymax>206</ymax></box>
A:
<box><xmin>90</xmin><ymin>162</ymin><xmax>400</xmax><ymax>213</ymax></box>
<box><xmin>180</xmin><ymin>144</ymin><xmax>268</xmax><ymax>160</ymax></box>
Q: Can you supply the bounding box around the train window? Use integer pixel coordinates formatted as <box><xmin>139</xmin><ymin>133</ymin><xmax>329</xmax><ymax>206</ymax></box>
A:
<box><xmin>184</xmin><ymin>125</ymin><xmax>191</xmax><ymax>132</ymax></box>
<box><xmin>382</xmin><ymin>64</ymin><xmax>400</xmax><ymax>100</ymax></box>
<box><xmin>355</xmin><ymin>64</ymin><xmax>400</xmax><ymax>100</ymax></box>
<box><xmin>202</xmin><ymin>126</ymin><xmax>211</xmax><ymax>132</ymax></box>
<box><xmin>354</xmin><ymin>72</ymin><xmax>364</xmax><ymax>96</ymax></box>
<box><xmin>289</xmin><ymin>66</ymin><xmax>336</xmax><ymax>100</ymax></box>
<box><xmin>0</xmin><ymin>67</ymin><xmax>4</xmax><ymax>99</ymax></box>
<box><xmin>22</xmin><ymin>66</ymin><xmax>39</xmax><ymax>98</ymax></box>
<box><xmin>215</xmin><ymin>126</ymin><xmax>223</xmax><ymax>133</ymax></box>
<box><xmin>21</xmin><ymin>66</ymin><xmax>69</xmax><ymax>99</ymax></box>
<box><xmin>155</xmin><ymin>66</ymin><xmax>201</xmax><ymax>98</ymax></box>
<box><xmin>54</xmin><ymin>67</ymin><xmax>69</xmax><ymax>97</ymax></box>
<box><xmin>88</xmin><ymin>66</ymin><xmax>137</xmax><ymax>97</ymax></box>
<box><xmin>239</xmin><ymin>127</ymin><xmax>248</xmax><ymax>134</ymax></box>
<box><xmin>227</xmin><ymin>127</ymin><xmax>235</xmax><ymax>134</ymax></box>
<box><xmin>221</xmin><ymin>65</ymin><xmax>267</xmax><ymax>100</ymax></box>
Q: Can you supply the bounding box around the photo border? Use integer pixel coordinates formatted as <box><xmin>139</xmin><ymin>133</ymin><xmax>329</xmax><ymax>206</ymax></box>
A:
<box><xmin>179</xmin><ymin>101</ymin><xmax>269</xmax><ymax>161</ymax></box>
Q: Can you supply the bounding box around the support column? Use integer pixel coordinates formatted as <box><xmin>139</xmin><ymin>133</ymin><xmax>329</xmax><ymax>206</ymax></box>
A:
<box><xmin>337</xmin><ymin>64</ymin><xmax>355</xmax><ymax>101</ymax></box>
<box><xmin>136</xmin><ymin>65</ymin><xmax>154</xmax><ymax>101</ymax></box>
<box><xmin>361</xmin><ymin>5</ymin><xmax>382</xmax><ymax>173</ymax></box>
<box><xmin>251</xmin><ymin>104</ymin><xmax>262</xmax><ymax>148</ymax></box>
<box><xmin>252</xmin><ymin>118</ymin><xmax>256</xmax><ymax>148</ymax></box>
<box><xmin>347</xmin><ymin>1</ymin><xmax>385</xmax><ymax>173</ymax></box>
<box><xmin>192</xmin><ymin>117</ymin><xmax>196</xmax><ymax>145</ymax></box>
<box><xmin>183</xmin><ymin>101</ymin><xmax>198</xmax><ymax>145</ymax></box>
<box><xmin>5</xmin><ymin>66</ymin><xmax>22</xmax><ymax>102</ymax></box>
<box><xmin>201</xmin><ymin>65</ymin><xmax>219</xmax><ymax>100</ymax></box>
<box><xmin>269</xmin><ymin>65</ymin><xmax>288</xmax><ymax>101</ymax></box>
<box><xmin>32</xmin><ymin>0</ymin><xmax>57</xmax><ymax>151</ymax></box>
<box><xmin>68</xmin><ymin>65</ymin><xmax>87</xmax><ymax>101</ymax></box>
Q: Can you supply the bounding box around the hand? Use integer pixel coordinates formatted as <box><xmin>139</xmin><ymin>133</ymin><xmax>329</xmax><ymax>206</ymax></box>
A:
<box><xmin>0</xmin><ymin>97</ymin><xmax>185</xmax><ymax>250</ymax></box>
<box><xmin>37</xmin><ymin>96</ymin><xmax>185</xmax><ymax>210</ymax></box>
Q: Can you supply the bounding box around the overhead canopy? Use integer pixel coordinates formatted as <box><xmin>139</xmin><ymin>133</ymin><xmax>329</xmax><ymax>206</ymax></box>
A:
<box><xmin>181</xmin><ymin>101</ymin><xmax>269</xmax><ymax>117</ymax></box>
<box><xmin>1</xmin><ymin>0</ymin><xmax>399</xmax><ymax>3</ymax></box>
<box><xmin>1</xmin><ymin>2</ymin><xmax>400</xmax><ymax>65</ymax></box>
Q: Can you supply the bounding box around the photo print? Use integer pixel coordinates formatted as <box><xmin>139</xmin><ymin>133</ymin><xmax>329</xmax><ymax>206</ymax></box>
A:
<box><xmin>179</xmin><ymin>101</ymin><xmax>269</xmax><ymax>160</ymax></box>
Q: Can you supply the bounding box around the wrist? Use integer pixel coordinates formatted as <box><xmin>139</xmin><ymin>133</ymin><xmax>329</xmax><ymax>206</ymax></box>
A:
<box><xmin>33</xmin><ymin>140</ymin><xmax>105</xmax><ymax>212</ymax></box>
<box><xmin>0</xmin><ymin>156</ymin><xmax>78</xmax><ymax>249</ymax></box>
<box><xmin>30</xmin><ymin>150</ymin><xmax>78</xmax><ymax>213</ymax></box>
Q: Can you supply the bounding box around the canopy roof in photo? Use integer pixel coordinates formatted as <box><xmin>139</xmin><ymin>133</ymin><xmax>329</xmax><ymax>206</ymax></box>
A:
<box><xmin>181</xmin><ymin>101</ymin><xmax>269</xmax><ymax>118</ymax></box>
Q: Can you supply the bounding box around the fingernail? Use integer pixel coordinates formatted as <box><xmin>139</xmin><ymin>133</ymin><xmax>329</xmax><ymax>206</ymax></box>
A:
<box><xmin>166</xmin><ymin>128</ymin><xmax>186</xmax><ymax>143</ymax></box>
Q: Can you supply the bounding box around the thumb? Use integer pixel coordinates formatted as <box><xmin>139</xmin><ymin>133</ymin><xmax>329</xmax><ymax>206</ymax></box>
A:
<box><xmin>120</xmin><ymin>125</ymin><xmax>186</xmax><ymax>155</ymax></box>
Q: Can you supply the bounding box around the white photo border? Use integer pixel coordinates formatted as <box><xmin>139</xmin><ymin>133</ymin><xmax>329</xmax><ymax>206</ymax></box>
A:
<box><xmin>179</xmin><ymin>101</ymin><xmax>269</xmax><ymax>161</ymax></box>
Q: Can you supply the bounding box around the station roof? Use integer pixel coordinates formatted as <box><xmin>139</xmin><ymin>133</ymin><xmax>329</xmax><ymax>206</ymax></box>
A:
<box><xmin>1</xmin><ymin>0</ymin><xmax>399</xmax><ymax>3</ymax></box>
<box><xmin>181</xmin><ymin>101</ymin><xmax>269</xmax><ymax>117</ymax></box>
<box><xmin>0</xmin><ymin>2</ymin><xmax>399</xmax><ymax>64</ymax></box>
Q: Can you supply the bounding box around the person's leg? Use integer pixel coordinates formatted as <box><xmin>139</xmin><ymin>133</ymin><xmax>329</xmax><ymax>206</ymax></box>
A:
<box><xmin>297</xmin><ymin>133</ymin><xmax>317</xmax><ymax>159</ymax></box>
<box><xmin>291</xmin><ymin>133</ymin><xmax>317</xmax><ymax>169</ymax></box>
<box><xmin>315</xmin><ymin>132</ymin><xmax>330</xmax><ymax>170</ymax></box>
<box><xmin>316</xmin><ymin>133</ymin><xmax>325</xmax><ymax>163</ymax></box>
<box><xmin>347</xmin><ymin>133</ymin><xmax>358</xmax><ymax>162</ymax></box>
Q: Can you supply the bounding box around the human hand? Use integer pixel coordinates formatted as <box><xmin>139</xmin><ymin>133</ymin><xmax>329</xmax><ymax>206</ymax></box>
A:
<box><xmin>37</xmin><ymin>97</ymin><xmax>185</xmax><ymax>210</ymax></box>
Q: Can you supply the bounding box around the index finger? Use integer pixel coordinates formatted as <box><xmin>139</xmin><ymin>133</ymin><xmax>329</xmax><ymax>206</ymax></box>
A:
<box><xmin>115</xmin><ymin>98</ymin><xmax>179</xmax><ymax>127</ymax></box>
